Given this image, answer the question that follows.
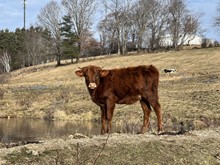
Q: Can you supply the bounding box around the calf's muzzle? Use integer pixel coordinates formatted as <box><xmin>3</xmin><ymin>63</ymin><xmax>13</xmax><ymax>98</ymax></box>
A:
<box><xmin>88</xmin><ymin>83</ymin><xmax>97</xmax><ymax>89</ymax></box>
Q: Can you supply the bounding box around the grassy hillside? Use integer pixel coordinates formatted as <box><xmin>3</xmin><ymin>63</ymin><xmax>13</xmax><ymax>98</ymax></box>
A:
<box><xmin>1</xmin><ymin>47</ymin><xmax>220</xmax><ymax>132</ymax></box>
<box><xmin>0</xmin><ymin>48</ymin><xmax>220</xmax><ymax>164</ymax></box>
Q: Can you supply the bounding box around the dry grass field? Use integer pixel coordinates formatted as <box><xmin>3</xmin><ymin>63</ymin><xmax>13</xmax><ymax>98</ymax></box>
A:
<box><xmin>1</xmin><ymin>47</ymin><xmax>219</xmax><ymax>132</ymax></box>
<box><xmin>0</xmin><ymin>48</ymin><xmax>220</xmax><ymax>164</ymax></box>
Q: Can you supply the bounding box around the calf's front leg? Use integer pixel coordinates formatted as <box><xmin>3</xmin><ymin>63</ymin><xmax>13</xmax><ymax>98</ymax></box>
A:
<box><xmin>106</xmin><ymin>99</ymin><xmax>115</xmax><ymax>133</ymax></box>
<box><xmin>100</xmin><ymin>106</ymin><xmax>107</xmax><ymax>134</ymax></box>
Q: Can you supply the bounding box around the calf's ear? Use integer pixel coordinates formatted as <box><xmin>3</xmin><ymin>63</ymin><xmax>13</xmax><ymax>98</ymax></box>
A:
<box><xmin>75</xmin><ymin>70</ymin><xmax>84</xmax><ymax>77</ymax></box>
<box><xmin>99</xmin><ymin>70</ymin><xmax>109</xmax><ymax>77</ymax></box>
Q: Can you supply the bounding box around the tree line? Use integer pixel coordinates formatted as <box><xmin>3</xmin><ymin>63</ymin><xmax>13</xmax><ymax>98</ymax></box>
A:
<box><xmin>1</xmin><ymin>0</ymin><xmax>220</xmax><ymax>73</ymax></box>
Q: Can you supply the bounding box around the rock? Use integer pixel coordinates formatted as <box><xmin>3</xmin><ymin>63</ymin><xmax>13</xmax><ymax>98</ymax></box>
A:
<box><xmin>68</xmin><ymin>133</ymin><xmax>88</xmax><ymax>139</ymax></box>
<box><xmin>31</xmin><ymin>150</ymin><xmax>39</xmax><ymax>156</ymax></box>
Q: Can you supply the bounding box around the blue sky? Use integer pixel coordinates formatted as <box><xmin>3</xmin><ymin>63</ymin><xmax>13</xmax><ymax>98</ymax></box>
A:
<box><xmin>0</xmin><ymin>0</ymin><xmax>220</xmax><ymax>41</ymax></box>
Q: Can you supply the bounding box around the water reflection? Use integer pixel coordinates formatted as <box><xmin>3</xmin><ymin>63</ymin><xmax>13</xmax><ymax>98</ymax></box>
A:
<box><xmin>0</xmin><ymin>118</ymin><xmax>101</xmax><ymax>143</ymax></box>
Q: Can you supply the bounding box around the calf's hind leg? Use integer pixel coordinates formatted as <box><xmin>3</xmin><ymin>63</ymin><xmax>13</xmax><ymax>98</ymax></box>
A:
<box><xmin>140</xmin><ymin>99</ymin><xmax>152</xmax><ymax>133</ymax></box>
<box><xmin>149</xmin><ymin>98</ymin><xmax>162</xmax><ymax>133</ymax></box>
<box><xmin>141</xmin><ymin>92</ymin><xmax>162</xmax><ymax>133</ymax></box>
<box><xmin>154</xmin><ymin>101</ymin><xmax>162</xmax><ymax>133</ymax></box>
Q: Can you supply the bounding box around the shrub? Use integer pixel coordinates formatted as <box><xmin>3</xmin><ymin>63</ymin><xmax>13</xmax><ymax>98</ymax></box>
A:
<box><xmin>0</xmin><ymin>73</ymin><xmax>10</xmax><ymax>85</ymax></box>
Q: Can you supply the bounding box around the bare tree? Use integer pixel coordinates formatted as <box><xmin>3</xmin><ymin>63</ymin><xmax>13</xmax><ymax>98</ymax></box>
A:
<box><xmin>168</xmin><ymin>0</ymin><xmax>202</xmax><ymax>49</ymax></box>
<box><xmin>131</xmin><ymin>0</ymin><xmax>148</xmax><ymax>53</ymax></box>
<box><xmin>37</xmin><ymin>1</ymin><xmax>62</xmax><ymax>66</ymax></box>
<box><xmin>0</xmin><ymin>52</ymin><xmax>11</xmax><ymax>73</ymax></box>
<box><xmin>102</xmin><ymin>0</ymin><xmax>124</xmax><ymax>55</ymax></box>
<box><xmin>100</xmin><ymin>0</ymin><xmax>134</xmax><ymax>55</ymax></box>
<box><xmin>168</xmin><ymin>0</ymin><xmax>186</xmax><ymax>49</ymax></box>
<box><xmin>119</xmin><ymin>0</ymin><xmax>134</xmax><ymax>55</ymax></box>
<box><xmin>146</xmin><ymin>0</ymin><xmax>170</xmax><ymax>51</ymax></box>
<box><xmin>24</xmin><ymin>27</ymin><xmax>51</xmax><ymax>66</ymax></box>
<box><xmin>62</xmin><ymin>0</ymin><xmax>96</xmax><ymax>61</ymax></box>
<box><xmin>214</xmin><ymin>2</ymin><xmax>220</xmax><ymax>32</ymax></box>
<box><xmin>98</xmin><ymin>18</ymin><xmax>110</xmax><ymax>54</ymax></box>
<box><xmin>179</xmin><ymin>12</ymin><xmax>202</xmax><ymax>46</ymax></box>
<box><xmin>131</xmin><ymin>0</ymin><xmax>171</xmax><ymax>52</ymax></box>
<box><xmin>98</xmin><ymin>13</ymin><xmax>118</xmax><ymax>54</ymax></box>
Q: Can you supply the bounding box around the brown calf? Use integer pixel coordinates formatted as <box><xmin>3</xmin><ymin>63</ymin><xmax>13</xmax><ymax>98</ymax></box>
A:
<box><xmin>75</xmin><ymin>65</ymin><xmax>162</xmax><ymax>134</ymax></box>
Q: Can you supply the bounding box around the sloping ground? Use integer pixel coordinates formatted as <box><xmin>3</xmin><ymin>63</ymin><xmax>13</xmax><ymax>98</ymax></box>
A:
<box><xmin>0</xmin><ymin>48</ymin><xmax>219</xmax><ymax>133</ymax></box>
<box><xmin>0</xmin><ymin>48</ymin><xmax>220</xmax><ymax>164</ymax></box>
<box><xmin>1</xmin><ymin>48</ymin><xmax>220</xmax><ymax>124</ymax></box>
<box><xmin>1</xmin><ymin>128</ymin><xmax>220</xmax><ymax>164</ymax></box>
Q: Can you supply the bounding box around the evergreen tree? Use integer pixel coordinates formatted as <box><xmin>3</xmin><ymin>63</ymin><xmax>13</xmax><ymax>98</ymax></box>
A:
<box><xmin>0</xmin><ymin>29</ymin><xmax>25</xmax><ymax>71</ymax></box>
<box><xmin>60</xmin><ymin>14</ymin><xmax>79</xmax><ymax>63</ymax></box>
<box><xmin>14</xmin><ymin>28</ymin><xmax>25</xmax><ymax>69</ymax></box>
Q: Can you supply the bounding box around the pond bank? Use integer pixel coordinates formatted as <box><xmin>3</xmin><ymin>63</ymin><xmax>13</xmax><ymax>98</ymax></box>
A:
<box><xmin>1</xmin><ymin>127</ymin><xmax>220</xmax><ymax>164</ymax></box>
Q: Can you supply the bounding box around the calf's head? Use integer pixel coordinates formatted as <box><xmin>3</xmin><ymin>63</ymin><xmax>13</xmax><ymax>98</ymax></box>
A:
<box><xmin>75</xmin><ymin>65</ymin><xmax>109</xmax><ymax>89</ymax></box>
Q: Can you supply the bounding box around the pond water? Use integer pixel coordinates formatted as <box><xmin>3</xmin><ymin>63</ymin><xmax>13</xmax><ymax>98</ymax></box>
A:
<box><xmin>0</xmin><ymin>118</ymin><xmax>101</xmax><ymax>143</ymax></box>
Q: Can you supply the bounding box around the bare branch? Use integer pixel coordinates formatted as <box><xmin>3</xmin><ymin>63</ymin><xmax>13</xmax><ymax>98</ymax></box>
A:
<box><xmin>93</xmin><ymin>132</ymin><xmax>110</xmax><ymax>165</ymax></box>
<box><xmin>37</xmin><ymin>1</ymin><xmax>62</xmax><ymax>66</ymax></box>
<box><xmin>0</xmin><ymin>52</ymin><xmax>11</xmax><ymax>73</ymax></box>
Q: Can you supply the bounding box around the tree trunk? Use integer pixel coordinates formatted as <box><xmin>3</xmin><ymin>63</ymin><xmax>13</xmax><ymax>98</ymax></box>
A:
<box><xmin>117</xmin><ymin>28</ymin><xmax>121</xmax><ymax>55</ymax></box>
<box><xmin>56</xmin><ymin>53</ymin><xmax>61</xmax><ymax>66</ymax></box>
<box><xmin>137</xmin><ymin>30</ymin><xmax>143</xmax><ymax>53</ymax></box>
<box><xmin>75</xmin><ymin>42</ymin><xmax>81</xmax><ymax>63</ymax></box>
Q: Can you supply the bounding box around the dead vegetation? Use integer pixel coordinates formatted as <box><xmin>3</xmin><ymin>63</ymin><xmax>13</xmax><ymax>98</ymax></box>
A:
<box><xmin>0</xmin><ymin>48</ymin><xmax>220</xmax><ymax>164</ymax></box>
<box><xmin>1</xmin><ymin>128</ymin><xmax>220</xmax><ymax>164</ymax></box>
<box><xmin>0</xmin><ymin>48</ymin><xmax>220</xmax><ymax>129</ymax></box>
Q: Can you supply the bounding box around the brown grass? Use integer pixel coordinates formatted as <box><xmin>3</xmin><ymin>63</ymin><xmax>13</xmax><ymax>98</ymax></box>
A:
<box><xmin>1</xmin><ymin>48</ymin><xmax>220</xmax><ymax>164</ymax></box>
<box><xmin>3</xmin><ymin>128</ymin><xmax>220</xmax><ymax>164</ymax></box>
<box><xmin>1</xmin><ymin>47</ymin><xmax>220</xmax><ymax>132</ymax></box>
